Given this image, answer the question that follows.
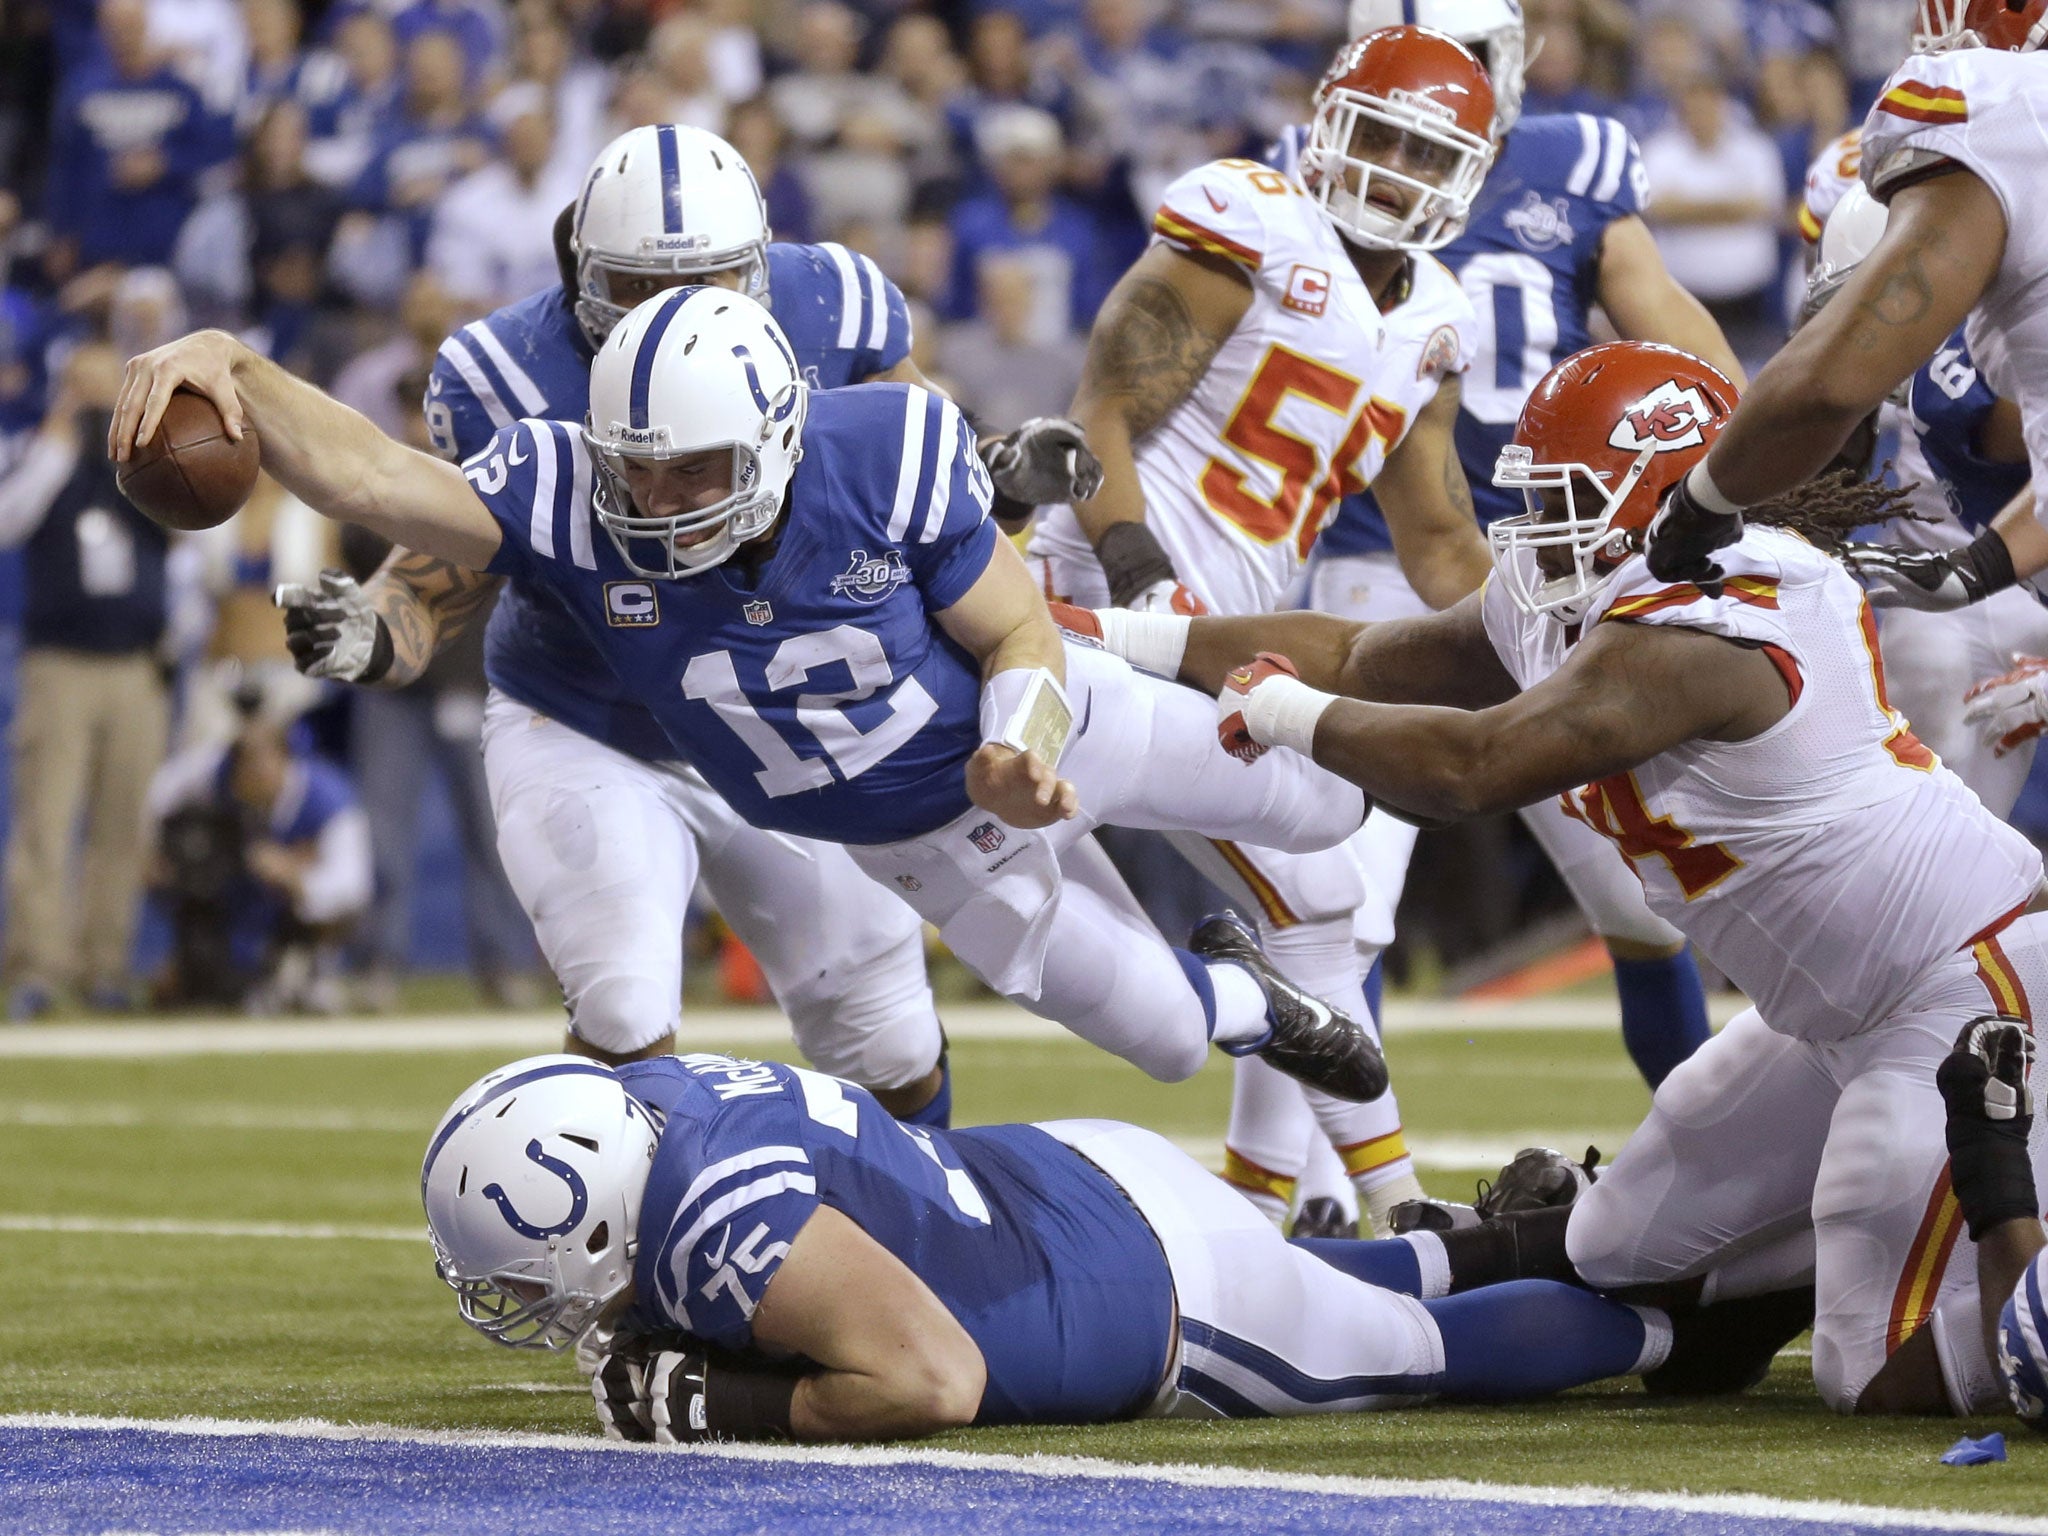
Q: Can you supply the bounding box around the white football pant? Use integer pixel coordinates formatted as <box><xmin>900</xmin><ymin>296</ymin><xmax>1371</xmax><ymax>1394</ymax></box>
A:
<box><xmin>481</xmin><ymin>693</ymin><xmax>942</xmax><ymax>1087</ymax></box>
<box><xmin>1566</xmin><ymin>913</ymin><xmax>2048</xmax><ymax>1414</ymax></box>
<box><xmin>847</xmin><ymin>643</ymin><xmax>1366</xmax><ymax>1082</ymax></box>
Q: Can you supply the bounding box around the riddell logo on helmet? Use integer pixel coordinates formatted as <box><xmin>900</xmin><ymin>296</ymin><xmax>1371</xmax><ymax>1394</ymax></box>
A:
<box><xmin>612</xmin><ymin>425</ymin><xmax>672</xmax><ymax>450</ymax></box>
<box><xmin>1608</xmin><ymin>383</ymin><xmax>1711</xmax><ymax>454</ymax></box>
<box><xmin>1387</xmin><ymin>87</ymin><xmax>1457</xmax><ymax>123</ymax></box>
<box><xmin>634</xmin><ymin>233</ymin><xmax>710</xmax><ymax>254</ymax></box>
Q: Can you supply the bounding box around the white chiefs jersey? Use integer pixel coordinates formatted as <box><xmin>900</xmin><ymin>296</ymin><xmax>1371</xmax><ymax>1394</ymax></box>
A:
<box><xmin>1862</xmin><ymin>47</ymin><xmax>2048</xmax><ymax>511</ymax></box>
<box><xmin>1028</xmin><ymin>157</ymin><xmax>1476</xmax><ymax>617</ymax></box>
<box><xmin>1798</xmin><ymin>127</ymin><xmax>1863</xmax><ymax>243</ymax></box>
<box><xmin>1483</xmin><ymin>527</ymin><xmax>2042</xmax><ymax>1042</ymax></box>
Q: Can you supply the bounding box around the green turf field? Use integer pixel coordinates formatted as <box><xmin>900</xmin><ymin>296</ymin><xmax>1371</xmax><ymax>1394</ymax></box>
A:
<box><xmin>0</xmin><ymin>1010</ymin><xmax>2040</xmax><ymax>1521</ymax></box>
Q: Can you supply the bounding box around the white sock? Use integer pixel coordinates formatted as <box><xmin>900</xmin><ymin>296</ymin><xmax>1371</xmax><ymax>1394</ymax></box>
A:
<box><xmin>1206</xmin><ymin>962</ymin><xmax>1271</xmax><ymax>1046</ymax></box>
<box><xmin>1358</xmin><ymin>1171</ymin><xmax>1429</xmax><ymax>1237</ymax></box>
<box><xmin>1629</xmin><ymin>1306</ymin><xmax>1674</xmax><ymax>1375</ymax></box>
<box><xmin>1400</xmin><ymin>1230</ymin><xmax>1452</xmax><ymax>1300</ymax></box>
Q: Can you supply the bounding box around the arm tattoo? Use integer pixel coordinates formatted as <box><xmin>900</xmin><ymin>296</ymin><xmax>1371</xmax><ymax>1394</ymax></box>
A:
<box><xmin>1074</xmin><ymin>274</ymin><xmax>1231</xmax><ymax>441</ymax></box>
<box><xmin>368</xmin><ymin>548</ymin><xmax>502</xmax><ymax>682</ymax></box>
<box><xmin>1848</xmin><ymin>239</ymin><xmax>1935</xmax><ymax>348</ymax></box>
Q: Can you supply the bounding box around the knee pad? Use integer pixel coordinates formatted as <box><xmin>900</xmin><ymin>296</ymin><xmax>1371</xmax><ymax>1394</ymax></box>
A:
<box><xmin>1810</xmin><ymin>1321</ymin><xmax>1872</xmax><ymax>1415</ymax></box>
<box><xmin>785</xmin><ymin>936</ymin><xmax>943</xmax><ymax>1091</ymax></box>
<box><xmin>1564</xmin><ymin>1187</ymin><xmax>1634</xmax><ymax>1291</ymax></box>
<box><xmin>567</xmin><ymin>972</ymin><xmax>680</xmax><ymax>1058</ymax></box>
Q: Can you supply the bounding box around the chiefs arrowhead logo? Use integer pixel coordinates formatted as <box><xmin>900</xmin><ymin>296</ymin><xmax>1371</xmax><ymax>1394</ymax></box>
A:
<box><xmin>1608</xmin><ymin>382</ymin><xmax>1711</xmax><ymax>454</ymax></box>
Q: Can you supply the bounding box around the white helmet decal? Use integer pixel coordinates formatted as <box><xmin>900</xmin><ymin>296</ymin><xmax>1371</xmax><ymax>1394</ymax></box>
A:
<box><xmin>1607</xmin><ymin>382</ymin><xmax>1712</xmax><ymax>454</ymax></box>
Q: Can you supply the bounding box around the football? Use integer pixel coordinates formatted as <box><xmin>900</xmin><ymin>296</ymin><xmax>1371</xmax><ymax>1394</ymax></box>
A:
<box><xmin>114</xmin><ymin>389</ymin><xmax>261</xmax><ymax>531</ymax></box>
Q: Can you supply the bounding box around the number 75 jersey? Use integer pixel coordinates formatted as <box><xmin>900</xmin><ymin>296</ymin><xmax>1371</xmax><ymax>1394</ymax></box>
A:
<box><xmin>1027</xmin><ymin>156</ymin><xmax>1476</xmax><ymax>617</ymax></box>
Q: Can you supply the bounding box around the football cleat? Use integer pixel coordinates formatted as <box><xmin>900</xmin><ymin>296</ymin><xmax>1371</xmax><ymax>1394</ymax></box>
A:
<box><xmin>1290</xmin><ymin>1196</ymin><xmax>1359</xmax><ymax>1241</ymax></box>
<box><xmin>1474</xmin><ymin>1145</ymin><xmax>1602</xmax><ymax>1221</ymax></box>
<box><xmin>1389</xmin><ymin>1197</ymin><xmax>1480</xmax><ymax>1235</ymax></box>
<box><xmin>1192</xmin><ymin>911</ymin><xmax>1389</xmax><ymax>1103</ymax></box>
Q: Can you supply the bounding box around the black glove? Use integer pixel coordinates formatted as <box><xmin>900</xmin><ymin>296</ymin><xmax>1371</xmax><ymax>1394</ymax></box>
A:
<box><xmin>273</xmin><ymin>569</ymin><xmax>393</xmax><ymax>682</ymax></box>
<box><xmin>633</xmin><ymin>1341</ymin><xmax>800</xmax><ymax>1444</ymax></box>
<box><xmin>1936</xmin><ymin>1015</ymin><xmax>2038</xmax><ymax>1242</ymax></box>
<box><xmin>1844</xmin><ymin>529</ymin><xmax>2017</xmax><ymax>613</ymax></box>
<box><xmin>590</xmin><ymin>1330</ymin><xmax>661</xmax><ymax>1443</ymax></box>
<box><xmin>981</xmin><ymin>417</ymin><xmax>1104</xmax><ymax>507</ymax></box>
<box><xmin>1645</xmin><ymin>474</ymin><xmax>1743</xmax><ymax>593</ymax></box>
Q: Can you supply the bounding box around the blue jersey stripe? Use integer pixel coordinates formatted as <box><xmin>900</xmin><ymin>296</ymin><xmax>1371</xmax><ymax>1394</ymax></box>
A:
<box><xmin>547</xmin><ymin>422</ymin><xmax>580</xmax><ymax>561</ymax></box>
<box><xmin>656</xmin><ymin>124</ymin><xmax>683</xmax><ymax>234</ymax></box>
<box><xmin>908</xmin><ymin>391</ymin><xmax>946</xmax><ymax>536</ymax></box>
<box><xmin>1182</xmin><ymin>1320</ymin><xmax>1437</xmax><ymax>1406</ymax></box>
<box><xmin>628</xmin><ymin>290</ymin><xmax>689</xmax><ymax>430</ymax></box>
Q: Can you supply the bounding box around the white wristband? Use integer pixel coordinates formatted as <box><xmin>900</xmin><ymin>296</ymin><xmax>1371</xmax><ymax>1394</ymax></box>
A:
<box><xmin>1242</xmin><ymin>674</ymin><xmax>1337</xmax><ymax>757</ymax></box>
<box><xmin>980</xmin><ymin>665</ymin><xmax>1074</xmax><ymax>766</ymax></box>
<box><xmin>1097</xmin><ymin>609</ymin><xmax>1190</xmax><ymax>678</ymax></box>
<box><xmin>1684</xmin><ymin>459</ymin><xmax>1743</xmax><ymax>516</ymax></box>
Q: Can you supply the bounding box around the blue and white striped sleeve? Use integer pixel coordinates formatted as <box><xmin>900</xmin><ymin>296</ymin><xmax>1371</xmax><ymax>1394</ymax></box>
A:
<box><xmin>1568</xmin><ymin>114</ymin><xmax>1648</xmax><ymax>220</ymax></box>
<box><xmin>466</xmin><ymin>421</ymin><xmax>603</xmax><ymax>581</ymax></box>
<box><xmin>821</xmin><ymin>242</ymin><xmax>913</xmax><ymax>379</ymax></box>
<box><xmin>431</xmin><ymin>320</ymin><xmax>555</xmax><ymax>461</ymax></box>
<box><xmin>886</xmin><ymin>389</ymin><xmax>997</xmax><ymax>609</ymax></box>
<box><xmin>651</xmin><ymin>1138</ymin><xmax>820</xmax><ymax>1349</ymax></box>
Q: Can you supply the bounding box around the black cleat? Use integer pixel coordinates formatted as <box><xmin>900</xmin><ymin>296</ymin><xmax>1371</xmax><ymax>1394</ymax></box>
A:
<box><xmin>1474</xmin><ymin>1145</ymin><xmax>1601</xmax><ymax>1221</ymax></box>
<box><xmin>1192</xmin><ymin>911</ymin><xmax>1389</xmax><ymax>1103</ymax></box>
<box><xmin>1643</xmin><ymin>1286</ymin><xmax>1817</xmax><ymax>1397</ymax></box>
<box><xmin>1289</xmin><ymin>1196</ymin><xmax>1358</xmax><ymax>1241</ymax></box>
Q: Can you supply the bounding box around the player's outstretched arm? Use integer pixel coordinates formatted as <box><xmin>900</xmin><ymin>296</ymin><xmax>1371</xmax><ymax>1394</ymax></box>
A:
<box><xmin>110</xmin><ymin>330</ymin><xmax>504</xmax><ymax>569</ymax></box>
<box><xmin>1266</xmin><ymin>619</ymin><xmax>1787</xmax><ymax>824</ymax></box>
<box><xmin>1066</xmin><ymin>244</ymin><xmax>1251</xmax><ymax>608</ymax></box>
<box><xmin>940</xmin><ymin>539</ymin><xmax>1081</xmax><ymax>828</ymax></box>
<box><xmin>360</xmin><ymin>547</ymin><xmax>505</xmax><ymax>688</ymax></box>
<box><xmin>1595</xmin><ymin>215</ymin><xmax>1746</xmax><ymax>387</ymax></box>
<box><xmin>1700</xmin><ymin>171</ymin><xmax>2003</xmax><ymax>508</ymax></box>
<box><xmin>750</xmin><ymin>1205</ymin><xmax>987</xmax><ymax>1441</ymax></box>
<box><xmin>1368</xmin><ymin>373</ymin><xmax>1495</xmax><ymax>611</ymax></box>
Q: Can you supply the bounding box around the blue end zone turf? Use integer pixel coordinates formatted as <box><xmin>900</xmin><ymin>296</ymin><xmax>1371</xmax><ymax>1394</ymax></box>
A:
<box><xmin>0</xmin><ymin>1424</ymin><xmax>1999</xmax><ymax>1536</ymax></box>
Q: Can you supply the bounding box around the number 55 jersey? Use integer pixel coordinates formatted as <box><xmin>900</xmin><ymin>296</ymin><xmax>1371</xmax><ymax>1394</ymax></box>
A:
<box><xmin>1482</xmin><ymin>528</ymin><xmax>2042</xmax><ymax>1043</ymax></box>
<box><xmin>1026</xmin><ymin>156</ymin><xmax>1475</xmax><ymax>618</ymax></box>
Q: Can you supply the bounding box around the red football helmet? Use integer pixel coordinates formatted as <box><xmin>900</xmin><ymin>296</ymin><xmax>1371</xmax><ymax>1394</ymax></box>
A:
<box><xmin>1302</xmin><ymin>26</ymin><xmax>1497</xmax><ymax>251</ymax></box>
<box><xmin>1917</xmin><ymin>0</ymin><xmax>2048</xmax><ymax>51</ymax></box>
<box><xmin>1489</xmin><ymin>342</ymin><xmax>1740</xmax><ymax>622</ymax></box>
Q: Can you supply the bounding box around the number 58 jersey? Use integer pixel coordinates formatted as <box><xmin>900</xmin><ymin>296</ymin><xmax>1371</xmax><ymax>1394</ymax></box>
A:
<box><xmin>1027</xmin><ymin>157</ymin><xmax>1475</xmax><ymax>617</ymax></box>
<box><xmin>1483</xmin><ymin>529</ymin><xmax>2042</xmax><ymax>1043</ymax></box>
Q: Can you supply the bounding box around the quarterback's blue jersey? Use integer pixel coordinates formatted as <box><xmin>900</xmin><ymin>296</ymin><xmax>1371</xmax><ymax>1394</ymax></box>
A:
<box><xmin>1271</xmin><ymin>114</ymin><xmax>1646</xmax><ymax>554</ymax></box>
<box><xmin>618</xmin><ymin>1054</ymin><xmax>1174</xmax><ymax>1425</ymax></box>
<box><xmin>428</xmin><ymin>242</ymin><xmax>915</xmax><ymax>761</ymax></box>
<box><xmin>1904</xmin><ymin>327</ymin><xmax>2029</xmax><ymax>534</ymax></box>
<box><xmin>471</xmin><ymin>385</ymin><xmax>997</xmax><ymax>845</ymax></box>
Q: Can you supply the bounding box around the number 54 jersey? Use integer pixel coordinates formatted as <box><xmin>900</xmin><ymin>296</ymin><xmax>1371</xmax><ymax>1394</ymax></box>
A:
<box><xmin>1027</xmin><ymin>157</ymin><xmax>1475</xmax><ymax>617</ymax></box>
<box><xmin>1482</xmin><ymin>529</ymin><xmax>2042</xmax><ymax>1043</ymax></box>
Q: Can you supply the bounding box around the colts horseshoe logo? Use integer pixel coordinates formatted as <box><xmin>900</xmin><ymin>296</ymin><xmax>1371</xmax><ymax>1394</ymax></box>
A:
<box><xmin>482</xmin><ymin>1139</ymin><xmax>590</xmax><ymax>1239</ymax></box>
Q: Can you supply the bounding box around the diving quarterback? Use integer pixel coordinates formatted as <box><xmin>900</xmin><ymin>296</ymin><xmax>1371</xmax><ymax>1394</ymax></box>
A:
<box><xmin>111</xmin><ymin>290</ymin><xmax>1386</xmax><ymax>1105</ymax></box>
<box><xmin>419</xmin><ymin>1052</ymin><xmax>1676</xmax><ymax>1441</ymax></box>
<box><xmin>275</xmin><ymin>126</ymin><xmax>953</xmax><ymax>1123</ymax></box>
<box><xmin>1065</xmin><ymin>339</ymin><xmax>2048</xmax><ymax>1416</ymax></box>
<box><xmin>1024</xmin><ymin>24</ymin><xmax>1497</xmax><ymax>1235</ymax></box>
<box><xmin>1649</xmin><ymin>1</ymin><xmax>2048</xmax><ymax>620</ymax></box>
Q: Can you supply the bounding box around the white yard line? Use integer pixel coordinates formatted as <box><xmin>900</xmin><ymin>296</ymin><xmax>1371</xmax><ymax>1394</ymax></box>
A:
<box><xmin>0</xmin><ymin>996</ymin><xmax>1752</xmax><ymax>1060</ymax></box>
<box><xmin>0</xmin><ymin>1214</ymin><xmax>425</xmax><ymax>1243</ymax></box>
<box><xmin>1</xmin><ymin>1413</ymin><xmax>2037</xmax><ymax>1534</ymax></box>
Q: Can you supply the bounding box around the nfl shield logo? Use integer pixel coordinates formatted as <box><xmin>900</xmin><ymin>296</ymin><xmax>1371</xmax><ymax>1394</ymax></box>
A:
<box><xmin>969</xmin><ymin>822</ymin><xmax>1005</xmax><ymax>854</ymax></box>
<box><xmin>895</xmin><ymin>874</ymin><xmax>922</xmax><ymax>893</ymax></box>
<box><xmin>743</xmin><ymin>599</ymin><xmax>774</xmax><ymax>626</ymax></box>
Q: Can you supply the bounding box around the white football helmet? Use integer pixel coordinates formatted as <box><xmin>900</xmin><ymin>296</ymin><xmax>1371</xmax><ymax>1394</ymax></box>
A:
<box><xmin>1347</xmin><ymin>0</ymin><xmax>1527</xmax><ymax>133</ymax></box>
<box><xmin>421</xmin><ymin>1055</ymin><xmax>660</xmax><ymax>1351</ymax></box>
<box><xmin>586</xmin><ymin>286</ymin><xmax>809</xmax><ymax>579</ymax></box>
<box><xmin>1802</xmin><ymin>183</ymin><xmax>1890</xmax><ymax>321</ymax></box>
<box><xmin>571</xmin><ymin>124</ymin><xmax>770</xmax><ymax>349</ymax></box>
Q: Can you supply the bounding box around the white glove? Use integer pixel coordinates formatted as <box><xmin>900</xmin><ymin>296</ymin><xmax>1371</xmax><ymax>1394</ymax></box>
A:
<box><xmin>274</xmin><ymin>570</ymin><xmax>391</xmax><ymax>682</ymax></box>
<box><xmin>1962</xmin><ymin>654</ymin><xmax>2048</xmax><ymax>758</ymax></box>
<box><xmin>983</xmin><ymin>417</ymin><xmax>1104</xmax><ymax>506</ymax></box>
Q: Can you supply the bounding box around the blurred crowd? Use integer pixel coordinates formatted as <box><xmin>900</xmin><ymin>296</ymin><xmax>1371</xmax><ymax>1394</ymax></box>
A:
<box><xmin>0</xmin><ymin>0</ymin><xmax>1933</xmax><ymax>1014</ymax></box>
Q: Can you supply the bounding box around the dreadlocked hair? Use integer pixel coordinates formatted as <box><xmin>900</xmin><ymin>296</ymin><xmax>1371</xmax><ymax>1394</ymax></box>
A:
<box><xmin>1744</xmin><ymin>464</ymin><xmax>1936</xmax><ymax>558</ymax></box>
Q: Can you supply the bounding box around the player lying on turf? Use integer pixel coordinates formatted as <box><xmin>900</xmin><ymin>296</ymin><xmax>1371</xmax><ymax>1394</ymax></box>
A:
<box><xmin>1060</xmin><ymin>338</ymin><xmax>2048</xmax><ymax>1416</ymax></box>
<box><xmin>421</xmin><ymin>1053</ymin><xmax>1674</xmax><ymax>1442</ymax></box>
<box><xmin>108</xmin><ymin>292</ymin><xmax>1385</xmax><ymax>1103</ymax></box>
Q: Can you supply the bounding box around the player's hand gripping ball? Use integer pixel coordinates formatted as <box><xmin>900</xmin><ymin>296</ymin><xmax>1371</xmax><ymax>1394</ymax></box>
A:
<box><xmin>1217</xmin><ymin>653</ymin><xmax>1302</xmax><ymax>763</ymax></box>
<box><xmin>113</xmin><ymin>388</ymin><xmax>259</xmax><ymax>531</ymax></box>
